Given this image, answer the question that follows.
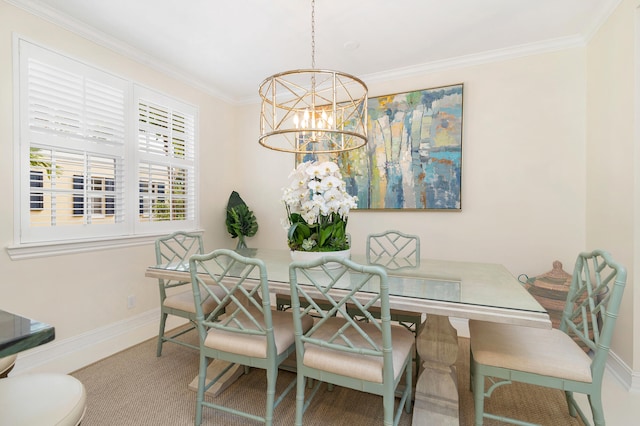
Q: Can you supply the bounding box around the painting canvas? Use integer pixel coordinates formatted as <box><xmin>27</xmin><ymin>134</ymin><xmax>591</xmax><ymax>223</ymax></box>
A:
<box><xmin>297</xmin><ymin>84</ymin><xmax>463</xmax><ymax>210</ymax></box>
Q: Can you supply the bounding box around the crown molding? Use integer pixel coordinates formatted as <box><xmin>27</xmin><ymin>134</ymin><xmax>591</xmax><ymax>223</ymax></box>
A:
<box><xmin>6</xmin><ymin>0</ymin><xmax>237</xmax><ymax>104</ymax></box>
<box><xmin>9</xmin><ymin>0</ymin><xmax>619</xmax><ymax>106</ymax></box>
<box><xmin>236</xmin><ymin>34</ymin><xmax>587</xmax><ymax>105</ymax></box>
<box><xmin>583</xmin><ymin>0</ymin><xmax>624</xmax><ymax>42</ymax></box>
<box><xmin>361</xmin><ymin>34</ymin><xmax>586</xmax><ymax>90</ymax></box>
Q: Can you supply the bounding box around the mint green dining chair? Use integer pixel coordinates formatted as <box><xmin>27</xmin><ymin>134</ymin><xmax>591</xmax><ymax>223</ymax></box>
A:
<box><xmin>289</xmin><ymin>256</ymin><xmax>414</xmax><ymax>426</ymax></box>
<box><xmin>189</xmin><ymin>249</ymin><xmax>313</xmax><ymax>426</ymax></box>
<box><xmin>470</xmin><ymin>249</ymin><xmax>627</xmax><ymax>426</ymax></box>
<box><xmin>367</xmin><ymin>230</ymin><xmax>420</xmax><ymax>270</ymax></box>
<box><xmin>365</xmin><ymin>230</ymin><xmax>422</xmax><ymax>333</ymax></box>
<box><xmin>275</xmin><ymin>233</ymin><xmax>351</xmax><ymax>314</ymax></box>
<box><xmin>363</xmin><ymin>230</ymin><xmax>423</xmax><ymax>376</ymax></box>
<box><xmin>155</xmin><ymin>231</ymin><xmax>226</xmax><ymax>356</ymax></box>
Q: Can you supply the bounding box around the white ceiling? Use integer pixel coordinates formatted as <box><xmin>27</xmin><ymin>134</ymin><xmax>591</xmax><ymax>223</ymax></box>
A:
<box><xmin>10</xmin><ymin>0</ymin><xmax>621</xmax><ymax>104</ymax></box>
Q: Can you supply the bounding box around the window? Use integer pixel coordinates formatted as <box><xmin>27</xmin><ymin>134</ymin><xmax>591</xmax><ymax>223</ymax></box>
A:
<box><xmin>73</xmin><ymin>175</ymin><xmax>85</xmax><ymax>217</ymax></box>
<box><xmin>105</xmin><ymin>178</ymin><xmax>115</xmax><ymax>216</ymax></box>
<box><xmin>30</xmin><ymin>170</ymin><xmax>44</xmax><ymax>210</ymax></box>
<box><xmin>16</xmin><ymin>39</ymin><xmax>198</xmax><ymax>247</ymax></box>
<box><xmin>138</xmin><ymin>179</ymin><xmax>167</xmax><ymax>218</ymax></box>
<box><xmin>136</xmin><ymin>90</ymin><xmax>196</xmax><ymax>229</ymax></box>
<box><xmin>71</xmin><ymin>176</ymin><xmax>116</xmax><ymax>217</ymax></box>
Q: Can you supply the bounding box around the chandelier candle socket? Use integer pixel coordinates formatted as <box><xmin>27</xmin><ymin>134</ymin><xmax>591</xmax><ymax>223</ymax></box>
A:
<box><xmin>282</xmin><ymin>161</ymin><xmax>357</xmax><ymax>252</ymax></box>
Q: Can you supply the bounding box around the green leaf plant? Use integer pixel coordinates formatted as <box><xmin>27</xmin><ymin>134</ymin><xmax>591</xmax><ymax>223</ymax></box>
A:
<box><xmin>225</xmin><ymin>191</ymin><xmax>258</xmax><ymax>249</ymax></box>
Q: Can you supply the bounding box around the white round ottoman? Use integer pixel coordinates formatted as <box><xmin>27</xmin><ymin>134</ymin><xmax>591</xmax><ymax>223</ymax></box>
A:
<box><xmin>0</xmin><ymin>373</ymin><xmax>86</xmax><ymax>425</ymax></box>
<box><xmin>0</xmin><ymin>355</ymin><xmax>17</xmax><ymax>378</ymax></box>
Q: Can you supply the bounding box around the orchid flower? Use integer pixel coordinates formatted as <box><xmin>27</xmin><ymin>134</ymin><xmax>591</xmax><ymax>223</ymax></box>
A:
<box><xmin>282</xmin><ymin>160</ymin><xmax>358</xmax><ymax>252</ymax></box>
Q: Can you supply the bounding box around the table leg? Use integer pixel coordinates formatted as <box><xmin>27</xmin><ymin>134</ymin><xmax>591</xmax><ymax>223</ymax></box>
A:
<box><xmin>188</xmin><ymin>360</ymin><xmax>245</xmax><ymax>397</ymax></box>
<box><xmin>187</xmin><ymin>292</ymin><xmax>254</xmax><ymax>397</ymax></box>
<box><xmin>412</xmin><ymin>314</ymin><xmax>459</xmax><ymax>425</ymax></box>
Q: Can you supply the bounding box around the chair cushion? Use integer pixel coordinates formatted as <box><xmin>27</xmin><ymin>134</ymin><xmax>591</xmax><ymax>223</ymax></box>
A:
<box><xmin>469</xmin><ymin>320</ymin><xmax>593</xmax><ymax>383</ymax></box>
<box><xmin>204</xmin><ymin>309</ymin><xmax>313</xmax><ymax>358</ymax></box>
<box><xmin>163</xmin><ymin>285</ymin><xmax>226</xmax><ymax>314</ymax></box>
<box><xmin>0</xmin><ymin>354</ymin><xmax>17</xmax><ymax>377</ymax></box>
<box><xmin>0</xmin><ymin>373</ymin><xmax>87</xmax><ymax>426</ymax></box>
<box><xmin>303</xmin><ymin>317</ymin><xmax>415</xmax><ymax>383</ymax></box>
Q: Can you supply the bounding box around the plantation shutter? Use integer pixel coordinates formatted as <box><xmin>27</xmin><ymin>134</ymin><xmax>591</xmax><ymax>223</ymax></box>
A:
<box><xmin>16</xmin><ymin>39</ymin><xmax>200</xmax><ymax>248</ymax></box>
<box><xmin>19</xmin><ymin>40</ymin><xmax>127</xmax><ymax>242</ymax></box>
<box><xmin>135</xmin><ymin>87</ymin><xmax>197</xmax><ymax>230</ymax></box>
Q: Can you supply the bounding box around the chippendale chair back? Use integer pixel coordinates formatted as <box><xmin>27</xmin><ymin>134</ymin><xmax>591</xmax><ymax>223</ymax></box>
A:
<box><xmin>289</xmin><ymin>256</ymin><xmax>414</xmax><ymax>426</ymax></box>
<box><xmin>154</xmin><ymin>231</ymin><xmax>224</xmax><ymax>356</ymax></box>
<box><xmin>366</xmin><ymin>230</ymin><xmax>420</xmax><ymax>270</ymax></box>
<box><xmin>189</xmin><ymin>248</ymin><xmax>313</xmax><ymax>425</ymax></box>
<box><xmin>470</xmin><ymin>249</ymin><xmax>627</xmax><ymax>426</ymax></box>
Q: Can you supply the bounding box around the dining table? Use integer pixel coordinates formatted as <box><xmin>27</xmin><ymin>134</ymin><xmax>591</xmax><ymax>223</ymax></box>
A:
<box><xmin>0</xmin><ymin>309</ymin><xmax>55</xmax><ymax>358</ymax></box>
<box><xmin>145</xmin><ymin>247</ymin><xmax>550</xmax><ymax>426</ymax></box>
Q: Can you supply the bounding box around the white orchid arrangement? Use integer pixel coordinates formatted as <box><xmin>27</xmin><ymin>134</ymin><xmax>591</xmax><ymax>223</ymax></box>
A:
<box><xmin>282</xmin><ymin>161</ymin><xmax>357</xmax><ymax>252</ymax></box>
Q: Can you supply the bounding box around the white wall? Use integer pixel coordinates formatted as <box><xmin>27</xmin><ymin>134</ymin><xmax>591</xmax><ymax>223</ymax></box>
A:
<box><xmin>0</xmin><ymin>2</ymin><xmax>237</xmax><ymax>373</ymax></box>
<box><xmin>586</xmin><ymin>0</ymin><xmax>638</xmax><ymax>372</ymax></box>
<box><xmin>238</xmin><ymin>49</ymin><xmax>587</xmax><ymax>280</ymax></box>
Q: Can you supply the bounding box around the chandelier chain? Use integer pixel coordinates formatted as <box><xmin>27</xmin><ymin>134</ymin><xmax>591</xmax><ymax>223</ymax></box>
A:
<box><xmin>311</xmin><ymin>0</ymin><xmax>316</xmax><ymax>69</ymax></box>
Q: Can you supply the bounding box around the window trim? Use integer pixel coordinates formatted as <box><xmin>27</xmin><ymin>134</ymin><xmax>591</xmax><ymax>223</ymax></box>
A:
<box><xmin>6</xmin><ymin>230</ymin><xmax>205</xmax><ymax>260</ymax></box>
<box><xmin>12</xmin><ymin>35</ymin><xmax>200</xmax><ymax>257</ymax></box>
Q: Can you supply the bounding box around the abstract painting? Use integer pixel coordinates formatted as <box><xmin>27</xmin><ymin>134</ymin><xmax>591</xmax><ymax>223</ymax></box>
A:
<box><xmin>297</xmin><ymin>83</ymin><xmax>463</xmax><ymax>210</ymax></box>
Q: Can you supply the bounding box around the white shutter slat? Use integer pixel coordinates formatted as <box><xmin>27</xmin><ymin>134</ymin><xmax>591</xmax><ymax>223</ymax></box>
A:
<box><xmin>86</xmin><ymin>79</ymin><xmax>125</xmax><ymax>144</ymax></box>
<box><xmin>28</xmin><ymin>58</ymin><xmax>125</xmax><ymax>145</ymax></box>
<box><xmin>28</xmin><ymin>60</ymin><xmax>84</xmax><ymax>136</ymax></box>
<box><xmin>137</xmin><ymin>100</ymin><xmax>195</xmax><ymax>161</ymax></box>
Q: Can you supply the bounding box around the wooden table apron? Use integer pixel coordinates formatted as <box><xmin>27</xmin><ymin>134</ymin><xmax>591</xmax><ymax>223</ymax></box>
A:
<box><xmin>146</xmin><ymin>250</ymin><xmax>550</xmax><ymax>426</ymax></box>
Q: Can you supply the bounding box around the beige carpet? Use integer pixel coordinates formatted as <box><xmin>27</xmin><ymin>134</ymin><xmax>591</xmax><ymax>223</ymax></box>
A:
<box><xmin>71</xmin><ymin>330</ymin><xmax>585</xmax><ymax>425</ymax></box>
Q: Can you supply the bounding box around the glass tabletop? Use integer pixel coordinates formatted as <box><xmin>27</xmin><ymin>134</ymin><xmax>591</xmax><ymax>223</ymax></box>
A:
<box><xmin>151</xmin><ymin>247</ymin><xmax>546</xmax><ymax>315</ymax></box>
<box><xmin>0</xmin><ymin>309</ymin><xmax>55</xmax><ymax>357</ymax></box>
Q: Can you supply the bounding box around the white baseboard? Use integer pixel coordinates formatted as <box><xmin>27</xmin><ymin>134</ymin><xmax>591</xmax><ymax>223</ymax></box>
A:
<box><xmin>12</xmin><ymin>308</ymin><xmax>185</xmax><ymax>375</ymax></box>
<box><xmin>606</xmin><ymin>347</ymin><xmax>640</xmax><ymax>392</ymax></box>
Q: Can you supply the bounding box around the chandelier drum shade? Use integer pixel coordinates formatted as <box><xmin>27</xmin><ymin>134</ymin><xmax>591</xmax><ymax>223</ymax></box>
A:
<box><xmin>259</xmin><ymin>69</ymin><xmax>367</xmax><ymax>154</ymax></box>
<box><xmin>258</xmin><ymin>0</ymin><xmax>368</xmax><ymax>154</ymax></box>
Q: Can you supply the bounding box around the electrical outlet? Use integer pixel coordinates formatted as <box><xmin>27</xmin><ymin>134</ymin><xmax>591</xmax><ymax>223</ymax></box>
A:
<box><xmin>127</xmin><ymin>295</ymin><xmax>136</xmax><ymax>309</ymax></box>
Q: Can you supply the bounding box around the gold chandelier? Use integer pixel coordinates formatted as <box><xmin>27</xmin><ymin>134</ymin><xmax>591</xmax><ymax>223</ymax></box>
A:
<box><xmin>259</xmin><ymin>0</ymin><xmax>368</xmax><ymax>154</ymax></box>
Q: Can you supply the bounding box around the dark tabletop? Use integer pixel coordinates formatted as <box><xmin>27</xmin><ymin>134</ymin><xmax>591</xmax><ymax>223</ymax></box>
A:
<box><xmin>0</xmin><ymin>309</ymin><xmax>55</xmax><ymax>357</ymax></box>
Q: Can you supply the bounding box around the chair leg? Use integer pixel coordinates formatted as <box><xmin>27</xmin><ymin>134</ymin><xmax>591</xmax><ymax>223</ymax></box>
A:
<box><xmin>472</xmin><ymin>366</ymin><xmax>486</xmax><ymax>426</ymax></box>
<box><xmin>157</xmin><ymin>312</ymin><xmax>168</xmax><ymax>357</ymax></box>
<box><xmin>469</xmin><ymin>350</ymin><xmax>473</xmax><ymax>391</ymax></box>
<box><xmin>404</xmin><ymin>356</ymin><xmax>413</xmax><ymax>415</ymax></box>
<box><xmin>295</xmin><ymin>373</ymin><xmax>306</xmax><ymax>426</ymax></box>
<box><xmin>264</xmin><ymin>367</ymin><xmax>277</xmax><ymax>426</ymax></box>
<box><xmin>588</xmin><ymin>392</ymin><xmax>606</xmax><ymax>426</ymax></box>
<box><xmin>565</xmin><ymin>390</ymin><xmax>577</xmax><ymax>417</ymax></box>
<box><xmin>383</xmin><ymin>390</ymin><xmax>394</xmax><ymax>426</ymax></box>
<box><xmin>195</xmin><ymin>353</ymin><xmax>207</xmax><ymax>426</ymax></box>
